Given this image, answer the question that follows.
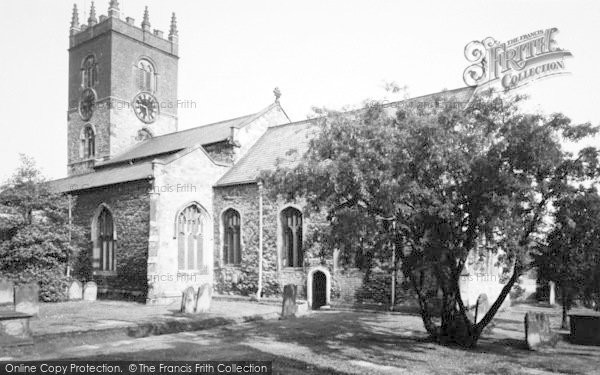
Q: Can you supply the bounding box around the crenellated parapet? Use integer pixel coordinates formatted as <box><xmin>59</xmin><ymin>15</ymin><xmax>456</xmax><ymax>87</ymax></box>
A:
<box><xmin>69</xmin><ymin>2</ymin><xmax>178</xmax><ymax>56</ymax></box>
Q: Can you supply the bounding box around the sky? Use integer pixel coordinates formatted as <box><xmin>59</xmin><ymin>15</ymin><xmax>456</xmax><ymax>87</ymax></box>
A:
<box><xmin>0</xmin><ymin>0</ymin><xmax>599</xmax><ymax>181</ymax></box>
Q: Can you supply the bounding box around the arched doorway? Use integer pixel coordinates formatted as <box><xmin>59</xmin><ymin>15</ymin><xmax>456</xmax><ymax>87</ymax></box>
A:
<box><xmin>312</xmin><ymin>271</ymin><xmax>327</xmax><ymax>309</ymax></box>
<box><xmin>306</xmin><ymin>266</ymin><xmax>331</xmax><ymax>309</ymax></box>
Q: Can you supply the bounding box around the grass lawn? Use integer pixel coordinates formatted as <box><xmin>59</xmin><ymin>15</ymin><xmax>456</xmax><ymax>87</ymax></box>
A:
<box><xmin>4</xmin><ymin>301</ymin><xmax>598</xmax><ymax>374</ymax></box>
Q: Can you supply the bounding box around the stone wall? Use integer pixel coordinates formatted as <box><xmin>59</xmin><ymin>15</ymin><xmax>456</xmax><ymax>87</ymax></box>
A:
<box><xmin>67</xmin><ymin>16</ymin><xmax>179</xmax><ymax>175</ymax></box>
<box><xmin>214</xmin><ymin>183</ymin><xmax>332</xmax><ymax>296</ymax></box>
<box><xmin>71</xmin><ymin>179</ymin><xmax>151</xmax><ymax>300</ymax></box>
<box><xmin>234</xmin><ymin>105</ymin><xmax>290</xmax><ymax>162</ymax></box>
<box><xmin>204</xmin><ymin>141</ymin><xmax>236</xmax><ymax>164</ymax></box>
<box><xmin>213</xmin><ymin>183</ymin><xmax>405</xmax><ymax>304</ymax></box>
<box><xmin>146</xmin><ymin>148</ymin><xmax>229</xmax><ymax>304</ymax></box>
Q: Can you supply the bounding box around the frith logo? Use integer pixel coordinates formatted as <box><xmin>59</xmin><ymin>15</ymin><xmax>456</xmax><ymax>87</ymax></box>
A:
<box><xmin>463</xmin><ymin>28</ymin><xmax>572</xmax><ymax>90</ymax></box>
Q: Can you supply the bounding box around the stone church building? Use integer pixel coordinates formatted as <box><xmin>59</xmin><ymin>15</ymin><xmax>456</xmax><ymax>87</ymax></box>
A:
<box><xmin>49</xmin><ymin>2</ymin><xmax>508</xmax><ymax>308</ymax></box>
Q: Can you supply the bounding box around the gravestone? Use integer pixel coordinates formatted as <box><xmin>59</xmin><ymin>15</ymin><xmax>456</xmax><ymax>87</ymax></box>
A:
<box><xmin>0</xmin><ymin>311</ymin><xmax>33</xmax><ymax>347</ymax></box>
<box><xmin>195</xmin><ymin>283</ymin><xmax>212</xmax><ymax>313</ymax></box>
<box><xmin>68</xmin><ymin>280</ymin><xmax>83</xmax><ymax>301</ymax></box>
<box><xmin>549</xmin><ymin>281</ymin><xmax>556</xmax><ymax>306</ymax></box>
<box><xmin>14</xmin><ymin>283</ymin><xmax>39</xmax><ymax>316</ymax></box>
<box><xmin>525</xmin><ymin>311</ymin><xmax>559</xmax><ymax>350</ymax></box>
<box><xmin>281</xmin><ymin>284</ymin><xmax>298</xmax><ymax>319</ymax></box>
<box><xmin>180</xmin><ymin>287</ymin><xmax>196</xmax><ymax>314</ymax></box>
<box><xmin>83</xmin><ymin>281</ymin><xmax>98</xmax><ymax>301</ymax></box>
<box><xmin>0</xmin><ymin>279</ymin><xmax>14</xmax><ymax>310</ymax></box>
<box><xmin>296</xmin><ymin>300</ymin><xmax>309</xmax><ymax>316</ymax></box>
<box><xmin>474</xmin><ymin>293</ymin><xmax>489</xmax><ymax>323</ymax></box>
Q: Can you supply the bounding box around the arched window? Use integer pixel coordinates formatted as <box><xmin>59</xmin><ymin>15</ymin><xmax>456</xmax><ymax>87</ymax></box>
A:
<box><xmin>80</xmin><ymin>125</ymin><xmax>95</xmax><ymax>158</ymax></box>
<box><xmin>136</xmin><ymin>128</ymin><xmax>153</xmax><ymax>142</ymax></box>
<box><xmin>136</xmin><ymin>59</ymin><xmax>156</xmax><ymax>92</ymax></box>
<box><xmin>281</xmin><ymin>207</ymin><xmax>303</xmax><ymax>268</ymax></box>
<box><xmin>223</xmin><ymin>209</ymin><xmax>241</xmax><ymax>265</ymax></box>
<box><xmin>81</xmin><ymin>55</ymin><xmax>97</xmax><ymax>88</ymax></box>
<box><xmin>176</xmin><ymin>204</ymin><xmax>206</xmax><ymax>271</ymax></box>
<box><xmin>96</xmin><ymin>206</ymin><xmax>116</xmax><ymax>272</ymax></box>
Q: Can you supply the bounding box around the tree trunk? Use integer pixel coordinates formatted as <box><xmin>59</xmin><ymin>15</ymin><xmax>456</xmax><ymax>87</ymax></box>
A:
<box><xmin>413</xmin><ymin>285</ymin><xmax>480</xmax><ymax>347</ymax></box>
<box><xmin>561</xmin><ymin>290</ymin><xmax>569</xmax><ymax>330</ymax></box>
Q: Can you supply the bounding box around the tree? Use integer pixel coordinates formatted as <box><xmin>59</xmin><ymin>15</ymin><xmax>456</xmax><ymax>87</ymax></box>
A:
<box><xmin>263</xmin><ymin>92</ymin><xmax>599</xmax><ymax>347</ymax></box>
<box><xmin>535</xmin><ymin>188</ymin><xmax>600</xmax><ymax>328</ymax></box>
<box><xmin>0</xmin><ymin>155</ymin><xmax>83</xmax><ymax>302</ymax></box>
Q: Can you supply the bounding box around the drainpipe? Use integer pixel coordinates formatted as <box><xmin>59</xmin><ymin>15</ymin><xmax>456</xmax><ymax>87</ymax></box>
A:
<box><xmin>67</xmin><ymin>194</ymin><xmax>72</xmax><ymax>277</ymax></box>
<box><xmin>390</xmin><ymin>220</ymin><xmax>396</xmax><ymax>311</ymax></box>
<box><xmin>256</xmin><ymin>180</ymin><xmax>264</xmax><ymax>300</ymax></box>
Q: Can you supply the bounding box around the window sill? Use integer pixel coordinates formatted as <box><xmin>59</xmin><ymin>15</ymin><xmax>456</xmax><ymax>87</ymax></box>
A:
<box><xmin>177</xmin><ymin>269</ymin><xmax>209</xmax><ymax>276</ymax></box>
<box><xmin>93</xmin><ymin>270</ymin><xmax>117</xmax><ymax>277</ymax></box>
<box><xmin>282</xmin><ymin>267</ymin><xmax>304</xmax><ymax>272</ymax></box>
<box><xmin>219</xmin><ymin>263</ymin><xmax>243</xmax><ymax>268</ymax></box>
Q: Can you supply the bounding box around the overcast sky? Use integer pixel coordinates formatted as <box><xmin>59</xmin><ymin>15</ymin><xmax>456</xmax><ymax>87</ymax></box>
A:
<box><xmin>0</xmin><ymin>0</ymin><xmax>598</xmax><ymax>181</ymax></box>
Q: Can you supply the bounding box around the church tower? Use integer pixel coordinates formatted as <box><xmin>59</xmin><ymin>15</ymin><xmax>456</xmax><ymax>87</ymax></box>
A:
<box><xmin>67</xmin><ymin>1</ymin><xmax>179</xmax><ymax>175</ymax></box>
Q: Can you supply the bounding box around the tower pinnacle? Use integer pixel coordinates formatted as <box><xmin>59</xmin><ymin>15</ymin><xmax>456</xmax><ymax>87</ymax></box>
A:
<box><xmin>168</xmin><ymin>12</ymin><xmax>178</xmax><ymax>42</ymax></box>
<box><xmin>70</xmin><ymin>4</ymin><xmax>80</xmax><ymax>34</ymax></box>
<box><xmin>141</xmin><ymin>6</ymin><xmax>151</xmax><ymax>31</ymax></box>
<box><xmin>88</xmin><ymin>2</ymin><xmax>98</xmax><ymax>26</ymax></box>
<box><xmin>108</xmin><ymin>0</ymin><xmax>120</xmax><ymax>18</ymax></box>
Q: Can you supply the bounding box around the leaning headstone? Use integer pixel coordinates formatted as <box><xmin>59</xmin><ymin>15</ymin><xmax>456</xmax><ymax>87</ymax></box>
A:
<box><xmin>0</xmin><ymin>279</ymin><xmax>14</xmax><ymax>310</ymax></box>
<box><xmin>474</xmin><ymin>293</ymin><xmax>489</xmax><ymax>323</ymax></box>
<box><xmin>14</xmin><ymin>283</ymin><xmax>39</xmax><ymax>316</ymax></box>
<box><xmin>68</xmin><ymin>280</ymin><xmax>83</xmax><ymax>301</ymax></box>
<box><xmin>525</xmin><ymin>311</ymin><xmax>559</xmax><ymax>350</ymax></box>
<box><xmin>83</xmin><ymin>281</ymin><xmax>98</xmax><ymax>301</ymax></box>
<box><xmin>195</xmin><ymin>283</ymin><xmax>212</xmax><ymax>313</ymax></box>
<box><xmin>281</xmin><ymin>284</ymin><xmax>298</xmax><ymax>319</ymax></box>
<box><xmin>180</xmin><ymin>287</ymin><xmax>196</xmax><ymax>314</ymax></box>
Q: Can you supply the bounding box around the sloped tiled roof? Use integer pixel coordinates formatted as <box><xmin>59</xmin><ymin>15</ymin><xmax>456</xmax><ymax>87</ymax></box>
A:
<box><xmin>46</xmin><ymin>162</ymin><xmax>154</xmax><ymax>193</ymax></box>
<box><xmin>98</xmin><ymin>103</ymin><xmax>283</xmax><ymax>167</ymax></box>
<box><xmin>216</xmin><ymin>120</ymin><xmax>316</xmax><ymax>186</ymax></box>
<box><xmin>381</xmin><ymin>86</ymin><xmax>475</xmax><ymax>114</ymax></box>
<box><xmin>215</xmin><ymin>87</ymin><xmax>475</xmax><ymax>186</ymax></box>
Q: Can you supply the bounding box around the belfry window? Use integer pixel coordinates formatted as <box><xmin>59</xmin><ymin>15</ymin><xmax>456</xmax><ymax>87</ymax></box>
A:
<box><xmin>80</xmin><ymin>125</ymin><xmax>95</xmax><ymax>158</ymax></box>
<box><xmin>81</xmin><ymin>55</ymin><xmax>97</xmax><ymax>88</ymax></box>
<box><xmin>176</xmin><ymin>204</ymin><xmax>206</xmax><ymax>271</ymax></box>
<box><xmin>137</xmin><ymin>59</ymin><xmax>156</xmax><ymax>92</ymax></box>
<box><xmin>281</xmin><ymin>207</ymin><xmax>303</xmax><ymax>268</ymax></box>
<box><xmin>223</xmin><ymin>209</ymin><xmax>241</xmax><ymax>265</ymax></box>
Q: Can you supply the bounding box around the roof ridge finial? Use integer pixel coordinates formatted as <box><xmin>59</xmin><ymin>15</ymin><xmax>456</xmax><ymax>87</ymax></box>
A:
<box><xmin>273</xmin><ymin>87</ymin><xmax>282</xmax><ymax>103</ymax></box>
<box><xmin>88</xmin><ymin>1</ymin><xmax>98</xmax><ymax>26</ymax></box>
<box><xmin>70</xmin><ymin>4</ymin><xmax>80</xmax><ymax>33</ymax></box>
<box><xmin>168</xmin><ymin>12</ymin><xmax>178</xmax><ymax>42</ymax></box>
<box><xmin>108</xmin><ymin>0</ymin><xmax>120</xmax><ymax>18</ymax></box>
<box><xmin>141</xmin><ymin>6</ymin><xmax>151</xmax><ymax>31</ymax></box>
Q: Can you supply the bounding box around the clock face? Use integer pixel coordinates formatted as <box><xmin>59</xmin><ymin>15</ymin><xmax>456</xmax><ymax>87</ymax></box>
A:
<box><xmin>79</xmin><ymin>88</ymin><xmax>96</xmax><ymax>121</ymax></box>
<box><xmin>133</xmin><ymin>92</ymin><xmax>159</xmax><ymax>124</ymax></box>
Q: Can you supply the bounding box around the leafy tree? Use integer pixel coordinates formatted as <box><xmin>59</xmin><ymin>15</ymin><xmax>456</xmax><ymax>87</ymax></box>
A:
<box><xmin>0</xmin><ymin>155</ymin><xmax>83</xmax><ymax>302</ymax></box>
<box><xmin>263</xmin><ymin>92</ymin><xmax>599</xmax><ymax>347</ymax></box>
<box><xmin>535</xmin><ymin>188</ymin><xmax>600</xmax><ymax>328</ymax></box>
